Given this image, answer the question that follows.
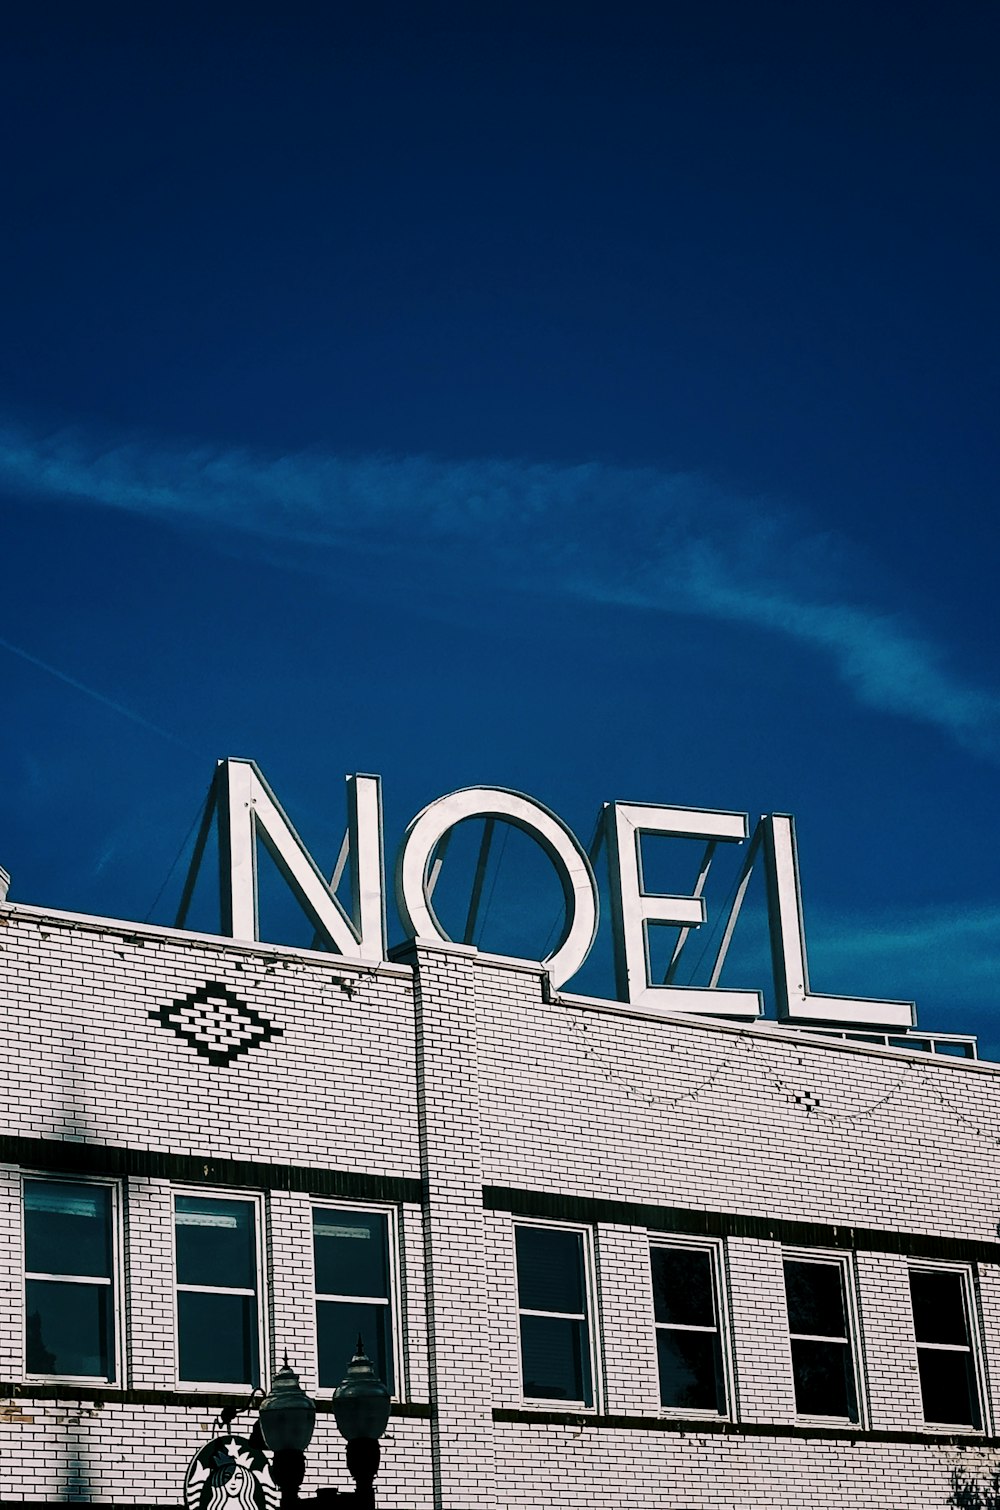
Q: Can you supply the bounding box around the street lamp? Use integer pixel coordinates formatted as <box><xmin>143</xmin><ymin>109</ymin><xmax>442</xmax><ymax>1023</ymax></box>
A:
<box><xmin>331</xmin><ymin>1337</ymin><xmax>392</xmax><ymax>1510</ymax></box>
<box><xmin>256</xmin><ymin>1343</ymin><xmax>390</xmax><ymax>1508</ymax></box>
<box><xmin>257</xmin><ymin>1355</ymin><xmax>318</xmax><ymax>1508</ymax></box>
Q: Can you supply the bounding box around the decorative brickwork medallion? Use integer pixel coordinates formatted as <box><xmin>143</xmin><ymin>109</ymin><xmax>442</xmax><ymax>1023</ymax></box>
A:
<box><xmin>151</xmin><ymin>980</ymin><xmax>282</xmax><ymax>1065</ymax></box>
<box><xmin>184</xmin><ymin>1436</ymin><xmax>278</xmax><ymax>1510</ymax></box>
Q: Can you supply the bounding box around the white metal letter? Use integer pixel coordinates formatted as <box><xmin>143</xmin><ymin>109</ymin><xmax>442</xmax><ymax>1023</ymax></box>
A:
<box><xmin>762</xmin><ymin>813</ymin><xmax>914</xmax><ymax>1028</ymax></box>
<box><xmin>606</xmin><ymin>801</ymin><xmax>762</xmax><ymax>1017</ymax></box>
<box><xmin>216</xmin><ymin>758</ymin><xmax>386</xmax><ymax>961</ymax></box>
<box><xmin>396</xmin><ymin>786</ymin><xmax>598</xmax><ymax>990</ymax></box>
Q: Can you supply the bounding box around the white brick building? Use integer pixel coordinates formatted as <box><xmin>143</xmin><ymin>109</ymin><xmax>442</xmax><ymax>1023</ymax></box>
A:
<box><xmin>2</xmin><ymin>837</ymin><xmax>1000</xmax><ymax>1507</ymax></box>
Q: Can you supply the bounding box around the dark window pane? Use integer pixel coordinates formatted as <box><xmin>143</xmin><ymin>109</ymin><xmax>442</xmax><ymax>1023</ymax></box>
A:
<box><xmin>177</xmin><ymin>1290</ymin><xmax>258</xmax><ymax>1384</ymax></box>
<box><xmin>313</xmin><ymin>1211</ymin><xmax>389</xmax><ymax>1299</ymax></box>
<box><xmin>657</xmin><ymin>1330</ymin><xmax>723</xmax><ymax>1412</ymax></box>
<box><xmin>910</xmin><ymin>1271</ymin><xmax>970</xmax><ymax>1347</ymax></box>
<box><xmin>24</xmin><ymin>1182</ymin><xmax>111</xmax><ymax>1279</ymax></box>
<box><xmin>651</xmin><ymin>1248</ymin><xmax>715</xmax><ymax>1328</ymax></box>
<box><xmin>317</xmin><ymin>1300</ymin><xmax>393</xmax><ymax>1394</ymax></box>
<box><xmin>519</xmin><ymin>1314</ymin><xmax>592</xmax><ymax>1403</ymax></box>
<box><xmin>26</xmin><ymin>1279</ymin><xmax>112</xmax><ymax>1378</ymax></box>
<box><xmin>516</xmin><ymin>1227</ymin><xmax>585</xmax><ymax>1315</ymax></box>
<box><xmin>784</xmin><ymin>1261</ymin><xmax>847</xmax><ymax>1338</ymax></box>
<box><xmin>175</xmin><ymin>1197</ymin><xmax>256</xmax><ymax>1289</ymax></box>
<box><xmin>790</xmin><ymin>1338</ymin><xmax>857</xmax><ymax>1419</ymax></box>
<box><xmin>916</xmin><ymin>1348</ymin><xmax>980</xmax><ymax>1427</ymax></box>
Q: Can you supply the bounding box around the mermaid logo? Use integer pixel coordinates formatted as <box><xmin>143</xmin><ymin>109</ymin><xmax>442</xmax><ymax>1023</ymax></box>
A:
<box><xmin>184</xmin><ymin>1436</ymin><xmax>278</xmax><ymax>1510</ymax></box>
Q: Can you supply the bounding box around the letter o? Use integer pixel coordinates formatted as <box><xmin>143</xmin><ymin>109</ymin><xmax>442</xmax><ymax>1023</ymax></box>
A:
<box><xmin>395</xmin><ymin>786</ymin><xmax>598</xmax><ymax>990</ymax></box>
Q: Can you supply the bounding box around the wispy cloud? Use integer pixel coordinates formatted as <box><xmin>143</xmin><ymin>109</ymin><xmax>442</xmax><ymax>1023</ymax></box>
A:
<box><xmin>2</xmin><ymin>419</ymin><xmax>997</xmax><ymax>759</ymax></box>
<box><xmin>809</xmin><ymin>903</ymin><xmax>1000</xmax><ymax>995</ymax></box>
<box><xmin>807</xmin><ymin>904</ymin><xmax>1000</xmax><ymax>1055</ymax></box>
<box><xmin>0</xmin><ymin>633</ymin><xmax>191</xmax><ymax>747</ymax></box>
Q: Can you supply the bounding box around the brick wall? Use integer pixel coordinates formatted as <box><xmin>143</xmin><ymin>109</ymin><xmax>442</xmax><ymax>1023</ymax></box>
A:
<box><xmin>2</xmin><ymin>900</ymin><xmax>1000</xmax><ymax>1507</ymax></box>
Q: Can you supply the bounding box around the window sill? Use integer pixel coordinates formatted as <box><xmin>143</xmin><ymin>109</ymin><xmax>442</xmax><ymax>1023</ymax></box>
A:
<box><xmin>519</xmin><ymin>1399</ymin><xmax>596</xmax><ymax>1413</ymax></box>
<box><xmin>916</xmin><ymin>1421</ymin><xmax>984</xmax><ymax>1435</ymax></box>
<box><xmin>794</xmin><ymin>1414</ymin><xmax>861</xmax><ymax>1429</ymax></box>
<box><xmin>2</xmin><ymin>1381</ymin><xmax>433</xmax><ymax>1416</ymax></box>
<box><xmin>314</xmin><ymin>1391</ymin><xmax>405</xmax><ymax>1408</ymax></box>
<box><xmin>493</xmin><ymin>1407</ymin><xmax>1000</xmax><ymax>1445</ymax></box>
<box><xmin>658</xmin><ymin>1407</ymin><xmax>730</xmax><ymax>1422</ymax></box>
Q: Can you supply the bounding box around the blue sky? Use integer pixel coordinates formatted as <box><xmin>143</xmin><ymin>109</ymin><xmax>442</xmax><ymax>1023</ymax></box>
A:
<box><xmin>1</xmin><ymin>3</ymin><xmax>997</xmax><ymax>1049</ymax></box>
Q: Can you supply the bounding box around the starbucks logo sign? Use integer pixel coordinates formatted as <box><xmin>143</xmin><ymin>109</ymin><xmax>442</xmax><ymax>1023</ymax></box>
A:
<box><xmin>184</xmin><ymin>1435</ymin><xmax>278</xmax><ymax>1510</ymax></box>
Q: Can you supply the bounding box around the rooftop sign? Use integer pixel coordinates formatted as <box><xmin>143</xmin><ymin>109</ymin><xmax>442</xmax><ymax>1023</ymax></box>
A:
<box><xmin>178</xmin><ymin>758</ymin><xmax>915</xmax><ymax>1031</ymax></box>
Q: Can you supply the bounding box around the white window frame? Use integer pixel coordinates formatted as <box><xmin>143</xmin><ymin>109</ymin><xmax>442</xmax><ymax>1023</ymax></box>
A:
<box><xmin>22</xmin><ymin>1173</ymin><xmax>124</xmax><ymax>1387</ymax></box>
<box><xmin>513</xmin><ymin>1219</ymin><xmax>600</xmax><ymax>1412</ymax></box>
<box><xmin>21</xmin><ymin>1171</ymin><xmax>124</xmax><ymax>1383</ymax></box>
<box><xmin>908</xmin><ymin>1261</ymin><xmax>988</xmax><ymax>1433</ymax></box>
<box><xmin>172</xmin><ymin>1187</ymin><xmax>267</xmax><ymax>1393</ymax></box>
<box><xmin>649</xmin><ymin>1236</ymin><xmax>733</xmax><ymax>1419</ymax></box>
<box><xmin>311</xmin><ymin>1199</ymin><xmax>404</xmax><ymax>1401</ymax></box>
<box><xmin>782</xmin><ymin>1247</ymin><xmax>866</xmax><ymax>1426</ymax></box>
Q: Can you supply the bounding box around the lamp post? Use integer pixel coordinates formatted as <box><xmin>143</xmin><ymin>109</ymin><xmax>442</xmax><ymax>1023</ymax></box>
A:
<box><xmin>256</xmin><ymin>1343</ymin><xmax>390</xmax><ymax>1508</ymax></box>
<box><xmin>331</xmin><ymin>1338</ymin><xmax>392</xmax><ymax>1510</ymax></box>
<box><xmin>257</xmin><ymin>1355</ymin><xmax>318</xmax><ymax>1509</ymax></box>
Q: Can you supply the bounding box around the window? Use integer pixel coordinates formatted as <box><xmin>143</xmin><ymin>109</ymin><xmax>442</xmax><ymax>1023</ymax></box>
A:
<box><xmin>515</xmin><ymin>1223</ymin><xmax>594</xmax><ymax>1406</ymax></box>
<box><xmin>24</xmin><ymin>1178</ymin><xmax>117</xmax><ymax>1381</ymax></box>
<box><xmin>783</xmin><ymin>1255</ymin><xmax>859</xmax><ymax>1421</ymax></box>
<box><xmin>650</xmin><ymin>1241</ymin><xmax>727</xmax><ymax>1414</ymax></box>
<box><xmin>174</xmin><ymin>1193</ymin><xmax>262</xmax><ymax>1387</ymax></box>
<box><xmin>909</xmin><ymin>1267</ymin><xmax>982</xmax><ymax>1428</ymax></box>
<box><xmin>313</xmin><ymin>1206</ymin><xmax>397</xmax><ymax>1395</ymax></box>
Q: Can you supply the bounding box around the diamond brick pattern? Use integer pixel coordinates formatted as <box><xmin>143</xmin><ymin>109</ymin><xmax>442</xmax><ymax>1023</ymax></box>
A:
<box><xmin>149</xmin><ymin>980</ymin><xmax>281</xmax><ymax>1065</ymax></box>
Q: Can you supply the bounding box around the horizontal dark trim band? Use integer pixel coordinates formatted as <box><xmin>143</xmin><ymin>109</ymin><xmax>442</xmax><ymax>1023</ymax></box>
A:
<box><xmin>0</xmin><ymin>1380</ymin><xmax>432</xmax><ymax>1418</ymax></box>
<box><xmin>483</xmin><ymin>1186</ymin><xmax>1000</xmax><ymax>1265</ymax></box>
<box><xmin>4</xmin><ymin>1139</ymin><xmax>995</xmax><ymax>1266</ymax></box>
<box><xmin>492</xmin><ymin>1407</ymin><xmax>1000</xmax><ymax>1446</ymax></box>
<box><xmin>0</xmin><ymin>1135</ymin><xmax>423</xmax><ymax>1205</ymax></box>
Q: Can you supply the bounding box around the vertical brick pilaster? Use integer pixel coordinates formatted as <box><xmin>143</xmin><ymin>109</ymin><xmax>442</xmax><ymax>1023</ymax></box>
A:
<box><xmin>855</xmin><ymin>1250</ymin><xmax>924</xmax><ymax>1430</ymax></box>
<box><xmin>595</xmin><ymin>1224</ymin><xmax>660</xmax><ymax>1415</ymax></box>
<box><xmin>975</xmin><ymin>1262</ymin><xmax>1000</xmax><ymax>1434</ymax></box>
<box><xmin>726</xmin><ymin>1237</ymin><xmax>797</xmax><ymax>1424</ymax></box>
<box><xmin>267</xmin><ymin>1190</ymin><xmax>317</xmax><ymax>1389</ymax></box>
<box><xmin>410</xmin><ymin>940</ymin><xmax>496</xmax><ymax>1509</ymax></box>
<box><xmin>401</xmin><ymin>1201</ymin><xmax>431</xmax><ymax>1403</ymax></box>
<box><xmin>124</xmin><ymin>1177</ymin><xmax>176</xmax><ymax>1389</ymax></box>
<box><xmin>0</xmin><ymin>1168</ymin><xmax>21</xmax><ymax>1377</ymax></box>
